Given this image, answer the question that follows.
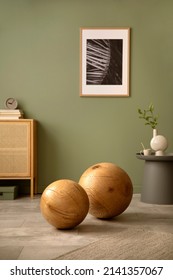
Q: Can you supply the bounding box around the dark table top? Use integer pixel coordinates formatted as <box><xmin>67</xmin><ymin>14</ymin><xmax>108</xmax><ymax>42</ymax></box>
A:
<box><xmin>136</xmin><ymin>153</ymin><xmax>173</xmax><ymax>161</ymax></box>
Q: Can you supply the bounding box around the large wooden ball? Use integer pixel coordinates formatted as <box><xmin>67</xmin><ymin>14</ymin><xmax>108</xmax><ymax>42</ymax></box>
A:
<box><xmin>79</xmin><ymin>162</ymin><xmax>133</xmax><ymax>219</ymax></box>
<box><xmin>40</xmin><ymin>179</ymin><xmax>89</xmax><ymax>229</ymax></box>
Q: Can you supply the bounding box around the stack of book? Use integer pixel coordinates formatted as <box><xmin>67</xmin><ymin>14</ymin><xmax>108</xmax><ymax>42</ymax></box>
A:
<box><xmin>0</xmin><ymin>109</ymin><xmax>24</xmax><ymax>119</ymax></box>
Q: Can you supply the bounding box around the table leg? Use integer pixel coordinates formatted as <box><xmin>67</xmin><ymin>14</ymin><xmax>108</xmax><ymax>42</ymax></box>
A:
<box><xmin>141</xmin><ymin>161</ymin><xmax>173</xmax><ymax>204</ymax></box>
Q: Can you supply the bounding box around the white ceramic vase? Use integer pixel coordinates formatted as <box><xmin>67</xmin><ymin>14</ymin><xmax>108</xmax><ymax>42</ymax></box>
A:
<box><xmin>150</xmin><ymin>129</ymin><xmax>168</xmax><ymax>156</ymax></box>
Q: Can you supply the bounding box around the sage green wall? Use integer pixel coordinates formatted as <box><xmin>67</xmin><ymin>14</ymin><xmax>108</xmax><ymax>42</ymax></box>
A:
<box><xmin>0</xmin><ymin>0</ymin><xmax>173</xmax><ymax>193</ymax></box>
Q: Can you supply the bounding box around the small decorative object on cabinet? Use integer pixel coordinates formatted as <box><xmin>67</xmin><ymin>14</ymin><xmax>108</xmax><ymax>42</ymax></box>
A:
<box><xmin>0</xmin><ymin>119</ymin><xmax>37</xmax><ymax>198</ymax></box>
<box><xmin>5</xmin><ymin>97</ymin><xmax>18</xmax><ymax>110</ymax></box>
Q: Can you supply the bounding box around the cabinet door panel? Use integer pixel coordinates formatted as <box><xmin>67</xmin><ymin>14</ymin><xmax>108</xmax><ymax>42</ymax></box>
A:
<box><xmin>0</xmin><ymin>122</ymin><xmax>31</xmax><ymax>176</ymax></box>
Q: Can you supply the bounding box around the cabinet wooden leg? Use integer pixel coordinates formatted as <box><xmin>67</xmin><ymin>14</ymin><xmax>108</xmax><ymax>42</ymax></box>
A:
<box><xmin>30</xmin><ymin>179</ymin><xmax>34</xmax><ymax>198</ymax></box>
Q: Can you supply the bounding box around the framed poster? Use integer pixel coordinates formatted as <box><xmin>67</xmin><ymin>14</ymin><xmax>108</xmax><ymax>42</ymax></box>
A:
<box><xmin>80</xmin><ymin>28</ymin><xmax>130</xmax><ymax>97</ymax></box>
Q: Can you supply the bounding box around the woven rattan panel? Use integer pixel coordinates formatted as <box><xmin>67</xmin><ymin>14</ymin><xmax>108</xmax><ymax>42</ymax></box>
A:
<box><xmin>0</xmin><ymin>122</ymin><xmax>30</xmax><ymax>176</ymax></box>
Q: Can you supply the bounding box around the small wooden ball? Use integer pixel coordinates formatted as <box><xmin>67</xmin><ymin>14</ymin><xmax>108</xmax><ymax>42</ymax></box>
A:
<box><xmin>40</xmin><ymin>179</ymin><xmax>89</xmax><ymax>229</ymax></box>
<box><xmin>79</xmin><ymin>162</ymin><xmax>133</xmax><ymax>219</ymax></box>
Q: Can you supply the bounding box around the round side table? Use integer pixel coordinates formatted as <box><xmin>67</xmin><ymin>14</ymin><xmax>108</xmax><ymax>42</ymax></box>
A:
<box><xmin>136</xmin><ymin>153</ymin><xmax>173</xmax><ymax>204</ymax></box>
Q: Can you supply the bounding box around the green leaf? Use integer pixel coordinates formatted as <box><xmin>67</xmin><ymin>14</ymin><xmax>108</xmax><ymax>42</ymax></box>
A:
<box><xmin>149</xmin><ymin>103</ymin><xmax>154</xmax><ymax>112</ymax></box>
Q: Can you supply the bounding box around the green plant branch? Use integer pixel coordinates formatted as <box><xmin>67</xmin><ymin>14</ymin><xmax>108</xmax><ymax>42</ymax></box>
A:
<box><xmin>138</xmin><ymin>103</ymin><xmax>158</xmax><ymax>129</ymax></box>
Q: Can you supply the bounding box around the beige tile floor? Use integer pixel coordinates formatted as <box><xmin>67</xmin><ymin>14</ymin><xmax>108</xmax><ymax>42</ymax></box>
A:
<box><xmin>0</xmin><ymin>194</ymin><xmax>173</xmax><ymax>260</ymax></box>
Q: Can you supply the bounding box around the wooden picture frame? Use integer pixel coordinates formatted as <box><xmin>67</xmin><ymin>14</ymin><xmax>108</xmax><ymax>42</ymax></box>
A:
<box><xmin>80</xmin><ymin>28</ymin><xmax>130</xmax><ymax>97</ymax></box>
